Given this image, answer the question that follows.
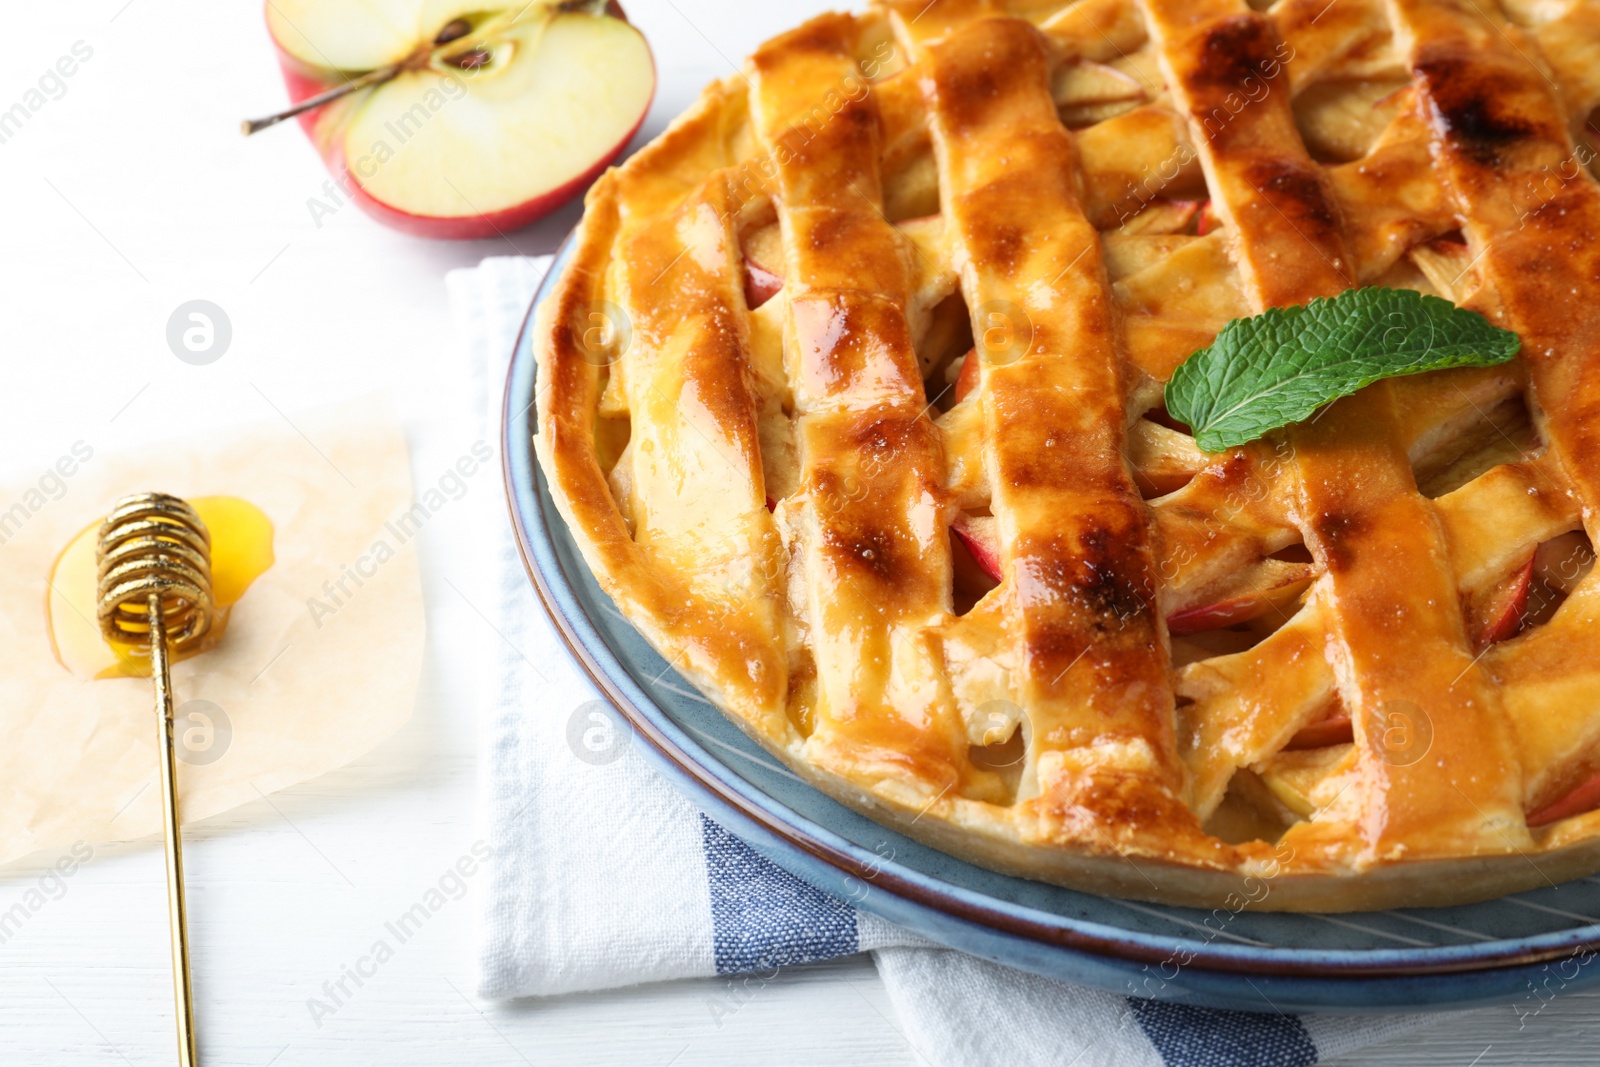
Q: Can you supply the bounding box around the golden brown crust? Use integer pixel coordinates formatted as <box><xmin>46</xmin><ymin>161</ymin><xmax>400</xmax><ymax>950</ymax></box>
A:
<box><xmin>533</xmin><ymin>0</ymin><xmax>1600</xmax><ymax>910</ymax></box>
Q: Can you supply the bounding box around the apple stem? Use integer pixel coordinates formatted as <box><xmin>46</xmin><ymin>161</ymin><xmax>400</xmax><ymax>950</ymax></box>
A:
<box><xmin>240</xmin><ymin>64</ymin><xmax>402</xmax><ymax>136</ymax></box>
<box><xmin>241</xmin><ymin>1</ymin><xmax>619</xmax><ymax>136</ymax></box>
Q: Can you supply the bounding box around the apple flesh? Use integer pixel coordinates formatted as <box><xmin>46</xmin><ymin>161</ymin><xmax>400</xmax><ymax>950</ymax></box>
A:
<box><xmin>951</xmin><ymin>514</ymin><xmax>1002</xmax><ymax>585</ymax></box>
<box><xmin>740</xmin><ymin>223</ymin><xmax>785</xmax><ymax>310</ymax></box>
<box><xmin>1257</xmin><ymin>745</ymin><xmax>1360</xmax><ymax>820</ymax></box>
<box><xmin>1471</xmin><ymin>554</ymin><xmax>1535</xmax><ymax>648</ymax></box>
<box><xmin>1285</xmin><ymin>714</ymin><xmax>1353</xmax><ymax>750</ymax></box>
<box><xmin>262</xmin><ymin>1</ymin><xmax>655</xmax><ymax>238</ymax></box>
<box><xmin>1407</xmin><ymin>234</ymin><xmax>1475</xmax><ymax>297</ymax></box>
<box><xmin>1055</xmin><ymin>60</ymin><xmax>1146</xmax><ymax>128</ymax></box>
<box><xmin>744</xmin><ymin>259</ymin><xmax>784</xmax><ymax>310</ymax></box>
<box><xmin>1278</xmin><ymin>557</ymin><xmax>1533</xmax><ymax>752</ymax></box>
<box><xmin>1165</xmin><ymin>566</ymin><xmax>1313</xmax><ymax>637</ymax></box>
<box><xmin>952</xmin><ymin>347</ymin><xmax>980</xmax><ymax>403</ymax></box>
<box><xmin>1117</xmin><ymin>199</ymin><xmax>1200</xmax><ymax>235</ymax></box>
<box><xmin>1054</xmin><ymin>60</ymin><xmax>1145</xmax><ymax>111</ymax></box>
<box><xmin>1529</xmin><ymin>768</ymin><xmax>1600</xmax><ymax>827</ymax></box>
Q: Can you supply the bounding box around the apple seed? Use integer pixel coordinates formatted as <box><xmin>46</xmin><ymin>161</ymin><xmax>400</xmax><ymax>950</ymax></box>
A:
<box><xmin>434</xmin><ymin>19</ymin><xmax>472</xmax><ymax>45</ymax></box>
<box><xmin>446</xmin><ymin>45</ymin><xmax>493</xmax><ymax>71</ymax></box>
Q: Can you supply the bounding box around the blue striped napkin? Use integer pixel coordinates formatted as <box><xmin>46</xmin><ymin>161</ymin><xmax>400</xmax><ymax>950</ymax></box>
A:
<box><xmin>455</xmin><ymin>256</ymin><xmax>1427</xmax><ymax>1067</ymax></box>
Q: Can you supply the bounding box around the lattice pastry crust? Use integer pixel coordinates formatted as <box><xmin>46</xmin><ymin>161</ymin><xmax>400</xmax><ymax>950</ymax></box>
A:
<box><xmin>534</xmin><ymin>0</ymin><xmax>1600</xmax><ymax>910</ymax></box>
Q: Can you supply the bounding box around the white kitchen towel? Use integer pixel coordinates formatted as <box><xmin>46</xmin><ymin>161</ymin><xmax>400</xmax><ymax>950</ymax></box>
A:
<box><xmin>455</xmin><ymin>254</ymin><xmax>1429</xmax><ymax>1066</ymax></box>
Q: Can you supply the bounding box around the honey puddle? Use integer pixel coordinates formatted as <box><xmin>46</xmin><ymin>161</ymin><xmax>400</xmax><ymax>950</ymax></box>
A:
<box><xmin>47</xmin><ymin>496</ymin><xmax>275</xmax><ymax>679</ymax></box>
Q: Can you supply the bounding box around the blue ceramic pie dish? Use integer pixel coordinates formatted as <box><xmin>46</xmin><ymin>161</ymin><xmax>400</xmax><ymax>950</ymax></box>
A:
<box><xmin>502</xmin><ymin>239</ymin><xmax>1600</xmax><ymax>1013</ymax></box>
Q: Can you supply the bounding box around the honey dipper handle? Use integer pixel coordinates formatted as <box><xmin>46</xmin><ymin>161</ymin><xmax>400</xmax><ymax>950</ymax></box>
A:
<box><xmin>149</xmin><ymin>593</ymin><xmax>199</xmax><ymax>1067</ymax></box>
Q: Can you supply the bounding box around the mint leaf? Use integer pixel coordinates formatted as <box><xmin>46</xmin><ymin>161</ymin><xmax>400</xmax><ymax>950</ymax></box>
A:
<box><xmin>1164</xmin><ymin>288</ymin><xmax>1520</xmax><ymax>453</ymax></box>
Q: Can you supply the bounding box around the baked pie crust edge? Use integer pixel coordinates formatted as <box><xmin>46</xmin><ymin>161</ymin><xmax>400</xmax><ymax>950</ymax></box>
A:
<box><xmin>533</xmin><ymin>0</ymin><xmax>1600</xmax><ymax>912</ymax></box>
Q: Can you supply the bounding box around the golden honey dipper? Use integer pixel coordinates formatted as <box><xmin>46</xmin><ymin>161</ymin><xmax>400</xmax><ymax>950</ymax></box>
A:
<box><xmin>95</xmin><ymin>492</ymin><xmax>213</xmax><ymax>1067</ymax></box>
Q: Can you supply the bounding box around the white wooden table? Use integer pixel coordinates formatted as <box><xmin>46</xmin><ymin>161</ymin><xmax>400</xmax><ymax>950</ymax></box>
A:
<box><xmin>2</xmin><ymin>1</ymin><xmax>1594</xmax><ymax>1063</ymax></box>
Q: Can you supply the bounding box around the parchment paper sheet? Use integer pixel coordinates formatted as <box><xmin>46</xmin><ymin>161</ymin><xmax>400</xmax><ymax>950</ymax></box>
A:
<box><xmin>0</xmin><ymin>396</ymin><xmax>424</xmax><ymax>865</ymax></box>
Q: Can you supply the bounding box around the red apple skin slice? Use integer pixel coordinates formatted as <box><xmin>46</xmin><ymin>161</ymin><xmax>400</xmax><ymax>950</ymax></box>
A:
<box><xmin>1475</xmin><ymin>555</ymin><xmax>1534</xmax><ymax>647</ymax></box>
<box><xmin>743</xmin><ymin>259</ymin><xmax>784</xmax><ymax>310</ymax></box>
<box><xmin>952</xmin><ymin>347</ymin><xmax>980</xmax><ymax>403</ymax></box>
<box><xmin>951</xmin><ymin>514</ymin><xmax>1002</xmax><ymax>583</ymax></box>
<box><xmin>1528</xmin><ymin>769</ymin><xmax>1600</xmax><ymax>827</ymax></box>
<box><xmin>1165</xmin><ymin>570</ymin><xmax>1312</xmax><ymax>636</ymax></box>
<box><xmin>1166</xmin><ymin>595</ymin><xmax>1255</xmax><ymax>636</ymax></box>
<box><xmin>1285</xmin><ymin>715</ymin><xmax>1354</xmax><ymax>750</ymax></box>
<box><xmin>1196</xmin><ymin>200</ymin><xmax>1219</xmax><ymax>236</ymax></box>
<box><xmin>266</xmin><ymin>1</ymin><xmax>654</xmax><ymax>240</ymax></box>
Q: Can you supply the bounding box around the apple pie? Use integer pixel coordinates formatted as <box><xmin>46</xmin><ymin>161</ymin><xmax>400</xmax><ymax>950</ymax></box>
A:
<box><xmin>533</xmin><ymin>0</ymin><xmax>1600</xmax><ymax>911</ymax></box>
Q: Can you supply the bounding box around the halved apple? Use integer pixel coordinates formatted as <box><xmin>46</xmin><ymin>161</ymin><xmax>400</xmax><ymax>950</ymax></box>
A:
<box><xmin>259</xmin><ymin>0</ymin><xmax>655</xmax><ymax>238</ymax></box>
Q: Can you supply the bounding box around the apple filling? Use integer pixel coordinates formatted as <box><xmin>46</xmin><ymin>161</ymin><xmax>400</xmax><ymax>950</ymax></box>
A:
<box><xmin>739</xmin><ymin>222</ymin><xmax>785</xmax><ymax>311</ymax></box>
<box><xmin>1054</xmin><ymin>57</ymin><xmax>1148</xmax><ymax>129</ymax></box>
<box><xmin>1207</xmin><ymin>740</ymin><xmax>1366</xmax><ymax>844</ymax></box>
<box><xmin>1114</xmin><ymin>198</ymin><xmax>1201</xmax><ymax>236</ymax></box>
<box><xmin>1293</xmin><ymin>79</ymin><xmax>1414</xmax><ymax>164</ymax></box>
<box><xmin>950</xmin><ymin>513</ymin><xmax>1001</xmax><ymax>615</ymax></box>
<box><xmin>1126</xmin><ymin>417</ymin><xmax>1207</xmax><ymax>498</ymax></box>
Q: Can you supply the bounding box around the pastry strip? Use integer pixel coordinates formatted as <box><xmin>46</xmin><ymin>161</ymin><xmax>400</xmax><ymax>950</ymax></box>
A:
<box><xmin>1146</xmin><ymin>0</ymin><xmax>1528</xmax><ymax>859</ymax></box>
<box><xmin>1389</xmin><ymin>0</ymin><xmax>1600</xmax><ymax>825</ymax></box>
<box><xmin>748</xmin><ymin>17</ymin><xmax>983</xmax><ymax>800</ymax></box>
<box><xmin>916</xmin><ymin>16</ymin><xmax>1205</xmax><ymax>850</ymax></box>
